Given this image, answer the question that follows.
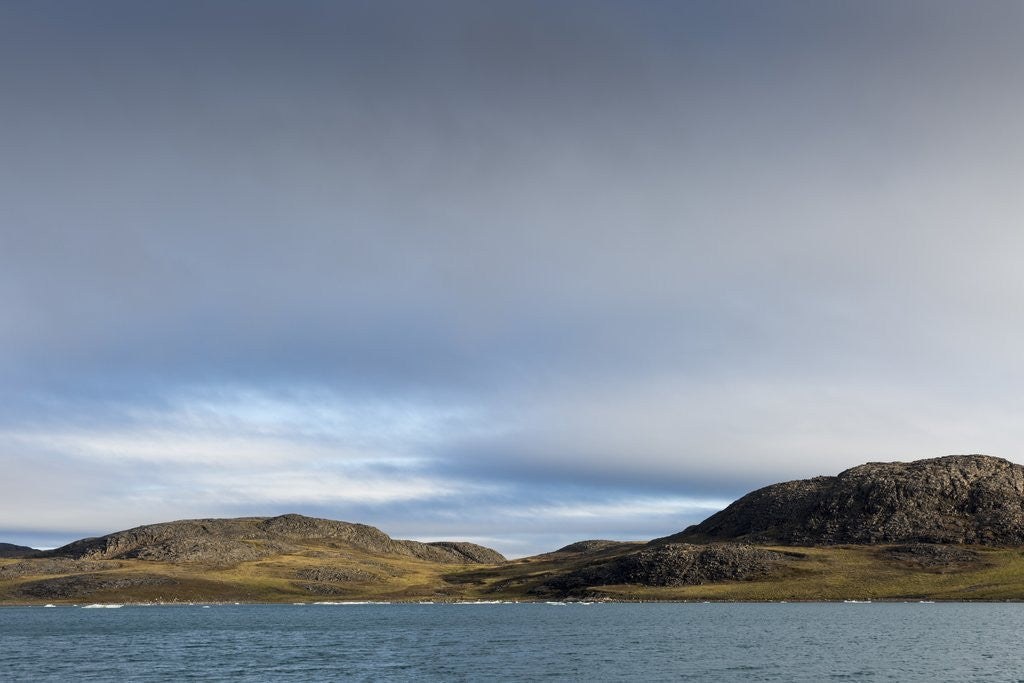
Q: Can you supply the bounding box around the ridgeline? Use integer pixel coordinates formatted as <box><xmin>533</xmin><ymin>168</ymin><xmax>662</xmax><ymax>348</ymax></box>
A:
<box><xmin>43</xmin><ymin>514</ymin><xmax>505</xmax><ymax>566</ymax></box>
<box><xmin>666</xmin><ymin>454</ymin><xmax>1024</xmax><ymax>546</ymax></box>
<box><xmin>5</xmin><ymin>455</ymin><xmax>1024</xmax><ymax>603</ymax></box>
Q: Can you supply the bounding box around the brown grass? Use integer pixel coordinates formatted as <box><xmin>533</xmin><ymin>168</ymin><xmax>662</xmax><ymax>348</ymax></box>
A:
<box><xmin>4</xmin><ymin>543</ymin><xmax>1024</xmax><ymax>603</ymax></box>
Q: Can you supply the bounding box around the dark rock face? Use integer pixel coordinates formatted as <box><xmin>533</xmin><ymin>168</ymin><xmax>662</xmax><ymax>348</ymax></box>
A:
<box><xmin>0</xmin><ymin>543</ymin><xmax>38</xmax><ymax>559</ymax></box>
<box><xmin>553</xmin><ymin>540</ymin><xmax>623</xmax><ymax>554</ymax></box>
<box><xmin>669</xmin><ymin>455</ymin><xmax>1024</xmax><ymax>546</ymax></box>
<box><xmin>45</xmin><ymin>522</ymin><xmax>292</xmax><ymax>565</ymax></box>
<box><xmin>295</xmin><ymin>567</ymin><xmax>381</xmax><ymax>583</ymax></box>
<box><xmin>544</xmin><ymin>544</ymin><xmax>785</xmax><ymax>591</ymax></box>
<box><xmin>425</xmin><ymin>542</ymin><xmax>507</xmax><ymax>565</ymax></box>
<box><xmin>44</xmin><ymin>514</ymin><xmax>506</xmax><ymax>566</ymax></box>
<box><xmin>292</xmin><ymin>566</ymin><xmax>382</xmax><ymax>593</ymax></box>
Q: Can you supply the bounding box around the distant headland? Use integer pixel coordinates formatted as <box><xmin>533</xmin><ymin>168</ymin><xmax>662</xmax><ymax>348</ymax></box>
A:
<box><xmin>5</xmin><ymin>454</ymin><xmax>1024</xmax><ymax>603</ymax></box>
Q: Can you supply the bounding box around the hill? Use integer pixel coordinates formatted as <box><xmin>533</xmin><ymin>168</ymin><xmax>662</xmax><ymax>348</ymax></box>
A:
<box><xmin>9</xmin><ymin>456</ymin><xmax>1024</xmax><ymax>603</ymax></box>
<box><xmin>43</xmin><ymin>514</ymin><xmax>505</xmax><ymax>565</ymax></box>
<box><xmin>664</xmin><ymin>454</ymin><xmax>1024</xmax><ymax>545</ymax></box>
<box><xmin>0</xmin><ymin>543</ymin><xmax>37</xmax><ymax>559</ymax></box>
<box><xmin>0</xmin><ymin>514</ymin><xmax>507</xmax><ymax>604</ymax></box>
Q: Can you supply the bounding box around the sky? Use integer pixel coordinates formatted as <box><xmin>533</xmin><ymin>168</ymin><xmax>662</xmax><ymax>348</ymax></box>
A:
<box><xmin>3</xmin><ymin>1</ymin><xmax>1024</xmax><ymax>556</ymax></box>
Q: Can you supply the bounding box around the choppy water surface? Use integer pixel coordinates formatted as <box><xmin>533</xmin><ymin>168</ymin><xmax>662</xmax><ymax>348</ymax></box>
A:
<box><xmin>2</xmin><ymin>602</ymin><xmax>1023</xmax><ymax>681</ymax></box>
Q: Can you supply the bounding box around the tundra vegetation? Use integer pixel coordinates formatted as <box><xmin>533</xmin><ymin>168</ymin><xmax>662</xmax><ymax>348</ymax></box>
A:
<box><xmin>5</xmin><ymin>455</ymin><xmax>1024</xmax><ymax>603</ymax></box>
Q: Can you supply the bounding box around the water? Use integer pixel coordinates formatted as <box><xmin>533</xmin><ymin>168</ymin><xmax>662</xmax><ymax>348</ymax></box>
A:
<box><xmin>2</xmin><ymin>602</ymin><xmax>1023</xmax><ymax>681</ymax></box>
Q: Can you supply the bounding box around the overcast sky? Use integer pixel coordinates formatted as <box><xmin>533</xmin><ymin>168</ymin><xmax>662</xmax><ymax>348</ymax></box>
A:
<box><xmin>2</xmin><ymin>1</ymin><xmax>1024</xmax><ymax>556</ymax></box>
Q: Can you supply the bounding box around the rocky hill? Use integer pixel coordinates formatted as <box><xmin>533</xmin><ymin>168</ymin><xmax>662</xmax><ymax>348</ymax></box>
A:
<box><xmin>541</xmin><ymin>543</ymin><xmax>788</xmax><ymax>594</ymax></box>
<box><xmin>11</xmin><ymin>456</ymin><xmax>1024</xmax><ymax>602</ymax></box>
<box><xmin>0</xmin><ymin>543</ymin><xmax>37</xmax><ymax>559</ymax></box>
<box><xmin>44</xmin><ymin>514</ymin><xmax>505</xmax><ymax>565</ymax></box>
<box><xmin>0</xmin><ymin>515</ymin><xmax>508</xmax><ymax>603</ymax></box>
<box><xmin>666</xmin><ymin>454</ymin><xmax>1024</xmax><ymax>546</ymax></box>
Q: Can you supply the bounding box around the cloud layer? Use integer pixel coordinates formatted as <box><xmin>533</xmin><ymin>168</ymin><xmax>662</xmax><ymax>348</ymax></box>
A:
<box><xmin>3</xmin><ymin>1</ymin><xmax>1024</xmax><ymax>555</ymax></box>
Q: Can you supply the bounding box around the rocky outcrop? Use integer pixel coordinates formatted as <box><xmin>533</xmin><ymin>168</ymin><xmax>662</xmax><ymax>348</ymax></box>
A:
<box><xmin>425</xmin><ymin>542</ymin><xmax>507</xmax><ymax>565</ymax></box>
<box><xmin>292</xmin><ymin>566</ymin><xmax>383</xmax><ymax>593</ymax></box>
<box><xmin>295</xmin><ymin>567</ymin><xmax>381</xmax><ymax>583</ymax></box>
<box><xmin>0</xmin><ymin>558</ymin><xmax>120</xmax><ymax>579</ymax></box>
<box><xmin>668</xmin><ymin>455</ymin><xmax>1024</xmax><ymax>546</ymax></box>
<box><xmin>543</xmin><ymin>543</ymin><xmax>785</xmax><ymax>592</ymax></box>
<box><xmin>44</xmin><ymin>514</ymin><xmax>506</xmax><ymax>566</ymax></box>
<box><xmin>15</xmin><ymin>573</ymin><xmax>177</xmax><ymax>599</ymax></box>
<box><xmin>0</xmin><ymin>543</ymin><xmax>38</xmax><ymax>559</ymax></box>
<box><xmin>878</xmin><ymin>544</ymin><xmax>982</xmax><ymax>570</ymax></box>
<box><xmin>553</xmin><ymin>540</ymin><xmax>623</xmax><ymax>554</ymax></box>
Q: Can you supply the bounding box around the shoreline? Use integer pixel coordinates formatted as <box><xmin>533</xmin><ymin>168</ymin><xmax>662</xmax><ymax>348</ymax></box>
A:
<box><xmin>5</xmin><ymin>597</ymin><xmax>1024</xmax><ymax>607</ymax></box>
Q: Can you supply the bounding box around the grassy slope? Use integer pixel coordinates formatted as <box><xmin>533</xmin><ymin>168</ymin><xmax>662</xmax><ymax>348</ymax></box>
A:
<box><xmin>0</xmin><ymin>539</ymin><xmax>482</xmax><ymax>604</ymax></box>
<box><xmin>4</xmin><ymin>543</ymin><xmax>1024</xmax><ymax>603</ymax></box>
<box><xmin>576</xmin><ymin>546</ymin><xmax>1024</xmax><ymax>602</ymax></box>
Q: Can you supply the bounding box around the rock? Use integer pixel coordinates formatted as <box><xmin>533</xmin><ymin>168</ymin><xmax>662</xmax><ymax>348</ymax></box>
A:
<box><xmin>553</xmin><ymin>540</ymin><xmax>623</xmax><ymax>554</ymax></box>
<box><xmin>295</xmin><ymin>567</ymin><xmax>380</xmax><ymax>583</ymax></box>
<box><xmin>424</xmin><ymin>542</ymin><xmax>506</xmax><ymax>564</ymax></box>
<box><xmin>543</xmin><ymin>543</ymin><xmax>786</xmax><ymax>592</ymax></box>
<box><xmin>0</xmin><ymin>543</ymin><xmax>38</xmax><ymax>559</ymax></box>
<box><xmin>668</xmin><ymin>455</ymin><xmax>1024</xmax><ymax>546</ymax></box>
<box><xmin>15</xmin><ymin>573</ymin><xmax>176</xmax><ymax>599</ymax></box>
<box><xmin>46</xmin><ymin>523</ymin><xmax>294</xmax><ymax>565</ymax></box>
<box><xmin>43</xmin><ymin>514</ymin><xmax>506</xmax><ymax>566</ymax></box>
<box><xmin>0</xmin><ymin>559</ymin><xmax>120</xmax><ymax>579</ymax></box>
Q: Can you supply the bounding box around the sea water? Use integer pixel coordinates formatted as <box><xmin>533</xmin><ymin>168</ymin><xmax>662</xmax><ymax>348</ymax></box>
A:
<box><xmin>1</xmin><ymin>602</ymin><xmax>1021</xmax><ymax>681</ymax></box>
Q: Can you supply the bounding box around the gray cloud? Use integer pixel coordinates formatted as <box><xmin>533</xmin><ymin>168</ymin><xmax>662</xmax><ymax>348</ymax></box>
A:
<box><xmin>2</xmin><ymin>1</ymin><xmax>1024</xmax><ymax>555</ymax></box>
